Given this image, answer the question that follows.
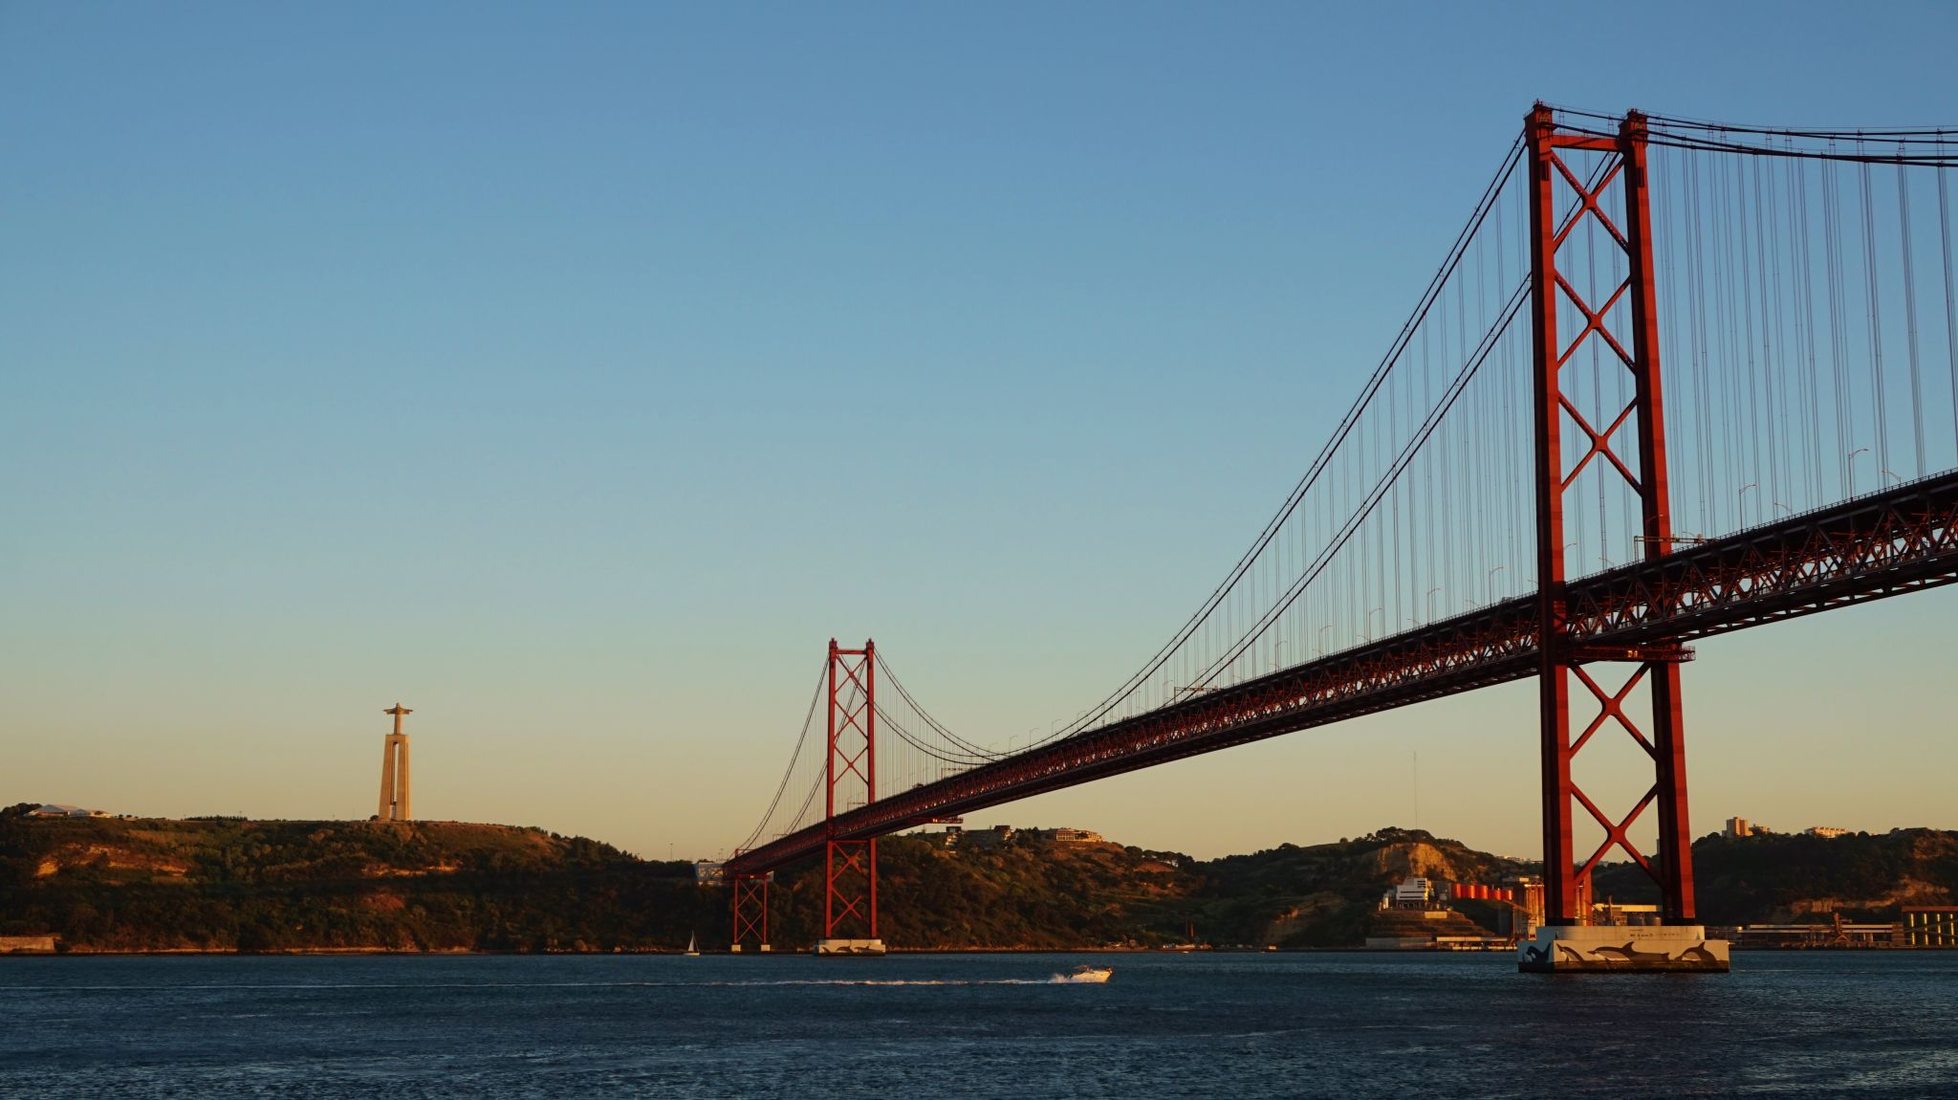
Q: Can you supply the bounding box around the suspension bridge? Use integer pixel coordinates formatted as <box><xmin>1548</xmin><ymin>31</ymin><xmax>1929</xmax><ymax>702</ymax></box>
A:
<box><xmin>721</xmin><ymin>104</ymin><xmax>1958</xmax><ymax>970</ymax></box>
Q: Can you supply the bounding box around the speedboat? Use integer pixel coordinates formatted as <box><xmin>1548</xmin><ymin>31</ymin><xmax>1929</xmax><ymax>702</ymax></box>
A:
<box><xmin>1064</xmin><ymin>965</ymin><xmax>1113</xmax><ymax>983</ymax></box>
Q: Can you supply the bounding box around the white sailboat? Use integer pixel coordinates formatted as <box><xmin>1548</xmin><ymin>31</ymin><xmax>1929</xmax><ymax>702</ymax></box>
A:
<box><xmin>684</xmin><ymin>932</ymin><xmax>700</xmax><ymax>957</ymax></box>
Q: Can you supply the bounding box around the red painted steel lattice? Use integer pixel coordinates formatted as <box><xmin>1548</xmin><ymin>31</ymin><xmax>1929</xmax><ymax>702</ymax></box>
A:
<box><xmin>824</xmin><ymin>639</ymin><xmax>879</xmax><ymax>940</ymax></box>
<box><xmin>725</xmin><ymin>105</ymin><xmax>1958</xmax><ymax>893</ymax></box>
<box><xmin>720</xmin><ymin>471</ymin><xmax>1958</xmax><ymax>872</ymax></box>
<box><xmin>726</xmin><ymin>474</ymin><xmax>1958</xmax><ymax>878</ymax></box>
<box><xmin>730</xmin><ymin>871</ymin><xmax>769</xmax><ymax>950</ymax></box>
<box><xmin>1525</xmin><ymin>105</ymin><xmax>1696</xmax><ymax>923</ymax></box>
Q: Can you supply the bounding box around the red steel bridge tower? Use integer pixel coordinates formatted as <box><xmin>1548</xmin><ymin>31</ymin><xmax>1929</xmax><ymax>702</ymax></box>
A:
<box><xmin>724</xmin><ymin>104</ymin><xmax>1958</xmax><ymax>970</ymax></box>
<box><xmin>729</xmin><ymin>638</ymin><xmax>886</xmax><ymax>956</ymax></box>
<box><xmin>817</xmin><ymin>638</ymin><xmax>884</xmax><ymax>955</ymax></box>
<box><xmin>728</xmin><ymin>869</ymin><xmax>770</xmax><ymax>953</ymax></box>
<box><xmin>1521</xmin><ymin>104</ymin><xmax>1717</xmax><ymax>969</ymax></box>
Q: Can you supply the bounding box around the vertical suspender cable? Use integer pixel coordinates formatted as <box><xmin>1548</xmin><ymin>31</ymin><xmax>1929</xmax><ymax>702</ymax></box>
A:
<box><xmin>1860</xmin><ymin>154</ymin><xmax>1891</xmax><ymax>485</ymax></box>
<box><xmin>1822</xmin><ymin>150</ymin><xmax>1852</xmax><ymax>493</ymax></box>
<box><xmin>1688</xmin><ymin>151</ymin><xmax>1714</xmax><ymax>530</ymax></box>
<box><xmin>1898</xmin><ymin>157</ymin><xmax>1926</xmax><ymax>474</ymax></box>
<box><xmin>1794</xmin><ymin>151</ymin><xmax>1825</xmax><ymax>506</ymax></box>
<box><xmin>1750</xmin><ymin>158</ymin><xmax>1776</xmax><ymax>516</ymax></box>
<box><xmin>1940</xmin><ymin>166</ymin><xmax>1958</xmax><ymax>456</ymax></box>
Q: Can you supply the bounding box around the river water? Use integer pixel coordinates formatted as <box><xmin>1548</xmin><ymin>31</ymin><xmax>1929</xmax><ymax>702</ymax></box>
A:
<box><xmin>3</xmin><ymin>951</ymin><xmax>1953</xmax><ymax>1098</ymax></box>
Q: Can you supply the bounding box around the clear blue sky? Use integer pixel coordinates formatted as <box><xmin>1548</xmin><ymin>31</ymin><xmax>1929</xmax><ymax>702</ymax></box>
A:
<box><xmin>4</xmin><ymin>2</ymin><xmax>1955</xmax><ymax>860</ymax></box>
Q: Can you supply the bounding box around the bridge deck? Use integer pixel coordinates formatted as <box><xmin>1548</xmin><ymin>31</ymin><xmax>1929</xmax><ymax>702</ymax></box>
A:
<box><xmin>726</xmin><ymin>471</ymin><xmax>1958</xmax><ymax>875</ymax></box>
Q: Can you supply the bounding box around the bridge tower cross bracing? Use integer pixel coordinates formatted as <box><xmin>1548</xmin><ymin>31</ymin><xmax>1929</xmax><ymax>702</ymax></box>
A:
<box><xmin>729</xmin><ymin>871</ymin><xmax>770</xmax><ymax>953</ymax></box>
<box><xmin>1524</xmin><ymin>104</ymin><xmax>1706</xmax><ymax>954</ymax></box>
<box><xmin>819</xmin><ymin>638</ymin><xmax>885</xmax><ymax>956</ymax></box>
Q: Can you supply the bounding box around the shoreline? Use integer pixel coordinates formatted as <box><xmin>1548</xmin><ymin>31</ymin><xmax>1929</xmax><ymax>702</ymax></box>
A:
<box><xmin>9</xmin><ymin>943</ymin><xmax>1954</xmax><ymax>958</ymax></box>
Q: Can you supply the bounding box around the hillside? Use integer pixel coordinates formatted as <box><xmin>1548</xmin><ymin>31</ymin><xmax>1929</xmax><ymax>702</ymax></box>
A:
<box><xmin>1595</xmin><ymin>828</ymin><xmax>1958</xmax><ymax>923</ymax></box>
<box><xmin>10</xmin><ymin>808</ymin><xmax>1950</xmax><ymax>953</ymax></box>
<box><xmin>749</xmin><ymin>826</ymin><xmax>1528</xmax><ymax>950</ymax></box>
<box><xmin>0</xmin><ymin>810</ymin><xmax>715</xmax><ymax>952</ymax></box>
<box><xmin>1</xmin><ymin>812</ymin><xmax>1518</xmax><ymax>952</ymax></box>
<box><xmin>765</xmin><ymin>832</ymin><xmax>1203</xmax><ymax>950</ymax></box>
<box><xmin>1194</xmin><ymin>827</ymin><xmax>1526</xmax><ymax>947</ymax></box>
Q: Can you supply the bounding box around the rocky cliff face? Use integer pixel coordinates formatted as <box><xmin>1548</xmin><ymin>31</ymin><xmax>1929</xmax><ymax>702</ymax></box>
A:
<box><xmin>1355</xmin><ymin>840</ymin><xmax>1473</xmax><ymax>884</ymax></box>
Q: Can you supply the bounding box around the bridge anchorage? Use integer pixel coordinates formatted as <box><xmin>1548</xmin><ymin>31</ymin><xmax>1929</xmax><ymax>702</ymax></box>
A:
<box><xmin>726</xmin><ymin>103</ymin><xmax>1958</xmax><ymax>973</ymax></box>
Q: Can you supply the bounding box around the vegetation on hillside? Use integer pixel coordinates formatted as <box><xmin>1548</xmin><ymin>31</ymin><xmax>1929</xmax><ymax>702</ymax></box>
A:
<box><xmin>1194</xmin><ymin>827</ymin><xmax>1525</xmax><ymax>947</ymax></box>
<box><xmin>750</xmin><ymin>826</ymin><xmax>1527</xmax><ymax>950</ymax></box>
<box><xmin>763</xmin><ymin>833</ymin><xmax>1201</xmax><ymax>950</ymax></box>
<box><xmin>1596</xmin><ymin>828</ymin><xmax>1958</xmax><ymax>923</ymax></box>
<box><xmin>2</xmin><ymin>812</ymin><xmax>1515</xmax><ymax>952</ymax></box>
<box><xmin>7</xmin><ymin>804</ymin><xmax>1951</xmax><ymax>953</ymax></box>
<box><xmin>0</xmin><ymin>807</ymin><xmax>714</xmax><ymax>952</ymax></box>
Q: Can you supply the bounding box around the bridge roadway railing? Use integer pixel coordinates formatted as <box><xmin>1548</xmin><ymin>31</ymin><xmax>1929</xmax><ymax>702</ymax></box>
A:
<box><xmin>725</xmin><ymin>471</ymin><xmax>1958</xmax><ymax>876</ymax></box>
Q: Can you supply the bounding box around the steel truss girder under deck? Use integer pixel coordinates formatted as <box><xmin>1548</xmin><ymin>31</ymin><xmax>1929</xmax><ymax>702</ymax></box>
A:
<box><xmin>725</xmin><ymin>472</ymin><xmax>1958</xmax><ymax>877</ymax></box>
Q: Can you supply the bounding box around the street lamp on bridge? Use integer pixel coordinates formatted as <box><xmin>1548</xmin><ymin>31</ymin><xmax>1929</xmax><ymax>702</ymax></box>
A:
<box><xmin>1847</xmin><ymin>447</ymin><xmax>1870</xmax><ymax>493</ymax></box>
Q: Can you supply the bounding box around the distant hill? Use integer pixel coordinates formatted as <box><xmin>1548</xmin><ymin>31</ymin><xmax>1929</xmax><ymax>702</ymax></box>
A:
<box><xmin>8</xmin><ymin>806</ymin><xmax>1949</xmax><ymax>953</ymax></box>
<box><xmin>0</xmin><ymin>812</ymin><xmax>1516</xmax><ymax>952</ymax></box>
<box><xmin>1595</xmin><ymin>828</ymin><xmax>1958</xmax><ymax>923</ymax></box>
<box><xmin>0</xmin><ymin>808</ymin><xmax>714</xmax><ymax>953</ymax></box>
<box><xmin>766</xmin><ymin>831</ymin><xmax>1203</xmax><ymax>950</ymax></box>
<box><xmin>753</xmin><ymin>826</ymin><xmax>1533</xmax><ymax>950</ymax></box>
<box><xmin>1193</xmin><ymin>827</ymin><xmax>1526</xmax><ymax>947</ymax></box>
